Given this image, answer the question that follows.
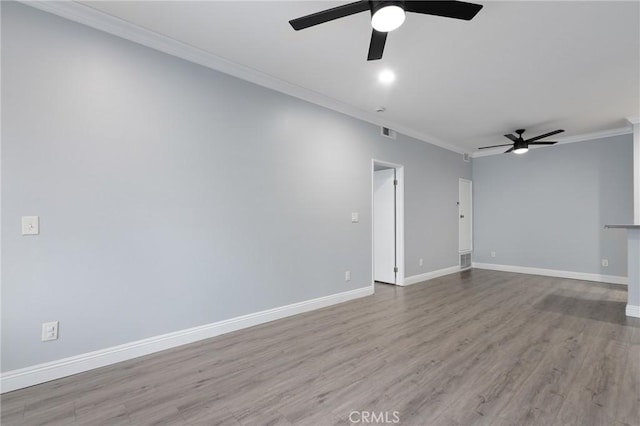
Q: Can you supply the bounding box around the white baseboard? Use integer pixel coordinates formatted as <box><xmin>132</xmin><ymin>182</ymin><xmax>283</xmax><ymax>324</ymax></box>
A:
<box><xmin>626</xmin><ymin>304</ymin><xmax>640</xmax><ymax>318</ymax></box>
<box><xmin>0</xmin><ymin>286</ymin><xmax>373</xmax><ymax>393</ymax></box>
<box><xmin>403</xmin><ymin>265</ymin><xmax>461</xmax><ymax>286</ymax></box>
<box><xmin>472</xmin><ymin>262</ymin><xmax>627</xmax><ymax>285</ymax></box>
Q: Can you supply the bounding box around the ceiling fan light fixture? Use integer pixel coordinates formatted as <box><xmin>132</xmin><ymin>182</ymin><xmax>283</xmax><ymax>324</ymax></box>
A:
<box><xmin>289</xmin><ymin>0</ymin><xmax>483</xmax><ymax>61</ymax></box>
<box><xmin>513</xmin><ymin>135</ymin><xmax>529</xmax><ymax>154</ymax></box>
<box><xmin>477</xmin><ymin>129</ymin><xmax>563</xmax><ymax>154</ymax></box>
<box><xmin>371</xmin><ymin>5</ymin><xmax>406</xmax><ymax>32</ymax></box>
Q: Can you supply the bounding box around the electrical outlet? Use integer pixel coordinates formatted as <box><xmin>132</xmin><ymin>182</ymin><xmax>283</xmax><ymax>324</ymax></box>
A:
<box><xmin>345</xmin><ymin>270</ymin><xmax>351</xmax><ymax>281</ymax></box>
<box><xmin>41</xmin><ymin>321</ymin><xmax>59</xmax><ymax>342</ymax></box>
<box><xmin>22</xmin><ymin>216</ymin><xmax>39</xmax><ymax>235</ymax></box>
<box><xmin>601</xmin><ymin>259</ymin><xmax>609</xmax><ymax>267</ymax></box>
<box><xmin>491</xmin><ymin>251</ymin><xmax>496</xmax><ymax>258</ymax></box>
<box><xmin>419</xmin><ymin>258</ymin><xmax>424</xmax><ymax>267</ymax></box>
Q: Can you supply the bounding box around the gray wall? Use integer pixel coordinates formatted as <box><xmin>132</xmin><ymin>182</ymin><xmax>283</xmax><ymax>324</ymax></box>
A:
<box><xmin>472</xmin><ymin>134</ymin><xmax>634</xmax><ymax>277</ymax></box>
<box><xmin>1</xmin><ymin>2</ymin><xmax>470</xmax><ymax>372</ymax></box>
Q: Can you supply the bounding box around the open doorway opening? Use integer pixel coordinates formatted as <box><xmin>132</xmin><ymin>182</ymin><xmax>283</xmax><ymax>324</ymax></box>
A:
<box><xmin>372</xmin><ymin>160</ymin><xmax>404</xmax><ymax>286</ymax></box>
<box><xmin>458</xmin><ymin>178</ymin><xmax>473</xmax><ymax>270</ymax></box>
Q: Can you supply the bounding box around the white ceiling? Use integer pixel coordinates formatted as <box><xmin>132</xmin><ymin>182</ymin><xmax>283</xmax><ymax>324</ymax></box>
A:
<box><xmin>77</xmin><ymin>1</ymin><xmax>640</xmax><ymax>153</ymax></box>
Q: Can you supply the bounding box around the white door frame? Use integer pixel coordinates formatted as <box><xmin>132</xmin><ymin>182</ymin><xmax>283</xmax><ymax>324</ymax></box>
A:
<box><xmin>372</xmin><ymin>159</ymin><xmax>405</xmax><ymax>288</ymax></box>
<box><xmin>459</xmin><ymin>178</ymin><xmax>473</xmax><ymax>253</ymax></box>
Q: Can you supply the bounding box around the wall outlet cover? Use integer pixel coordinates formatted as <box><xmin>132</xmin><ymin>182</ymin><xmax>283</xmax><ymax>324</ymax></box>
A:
<box><xmin>22</xmin><ymin>216</ymin><xmax>39</xmax><ymax>235</ymax></box>
<box><xmin>41</xmin><ymin>321</ymin><xmax>59</xmax><ymax>341</ymax></box>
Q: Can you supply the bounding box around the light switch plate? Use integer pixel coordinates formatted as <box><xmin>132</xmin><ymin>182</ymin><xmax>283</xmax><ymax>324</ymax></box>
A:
<box><xmin>22</xmin><ymin>216</ymin><xmax>39</xmax><ymax>235</ymax></box>
<box><xmin>42</xmin><ymin>321</ymin><xmax>59</xmax><ymax>341</ymax></box>
<box><xmin>351</xmin><ymin>212</ymin><xmax>359</xmax><ymax>223</ymax></box>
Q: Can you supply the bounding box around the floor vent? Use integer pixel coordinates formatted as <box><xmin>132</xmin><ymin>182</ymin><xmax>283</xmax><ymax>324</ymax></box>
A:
<box><xmin>460</xmin><ymin>252</ymin><xmax>472</xmax><ymax>270</ymax></box>
<box><xmin>381</xmin><ymin>127</ymin><xmax>397</xmax><ymax>139</ymax></box>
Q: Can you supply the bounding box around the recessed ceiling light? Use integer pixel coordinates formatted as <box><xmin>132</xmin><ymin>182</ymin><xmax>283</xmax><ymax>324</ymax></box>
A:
<box><xmin>378</xmin><ymin>69</ymin><xmax>395</xmax><ymax>84</ymax></box>
<box><xmin>376</xmin><ymin>106</ymin><xmax>386</xmax><ymax>113</ymax></box>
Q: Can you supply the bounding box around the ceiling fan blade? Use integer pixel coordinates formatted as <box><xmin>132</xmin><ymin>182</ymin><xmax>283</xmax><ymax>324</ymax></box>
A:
<box><xmin>529</xmin><ymin>141</ymin><xmax>558</xmax><ymax>145</ymax></box>
<box><xmin>478</xmin><ymin>143</ymin><xmax>514</xmax><ymax>150</ymax></box>
<box><xmin>504</xmin><ymin>134</ymin><xmax>518</xmax><ymax>142</ymax></box>
<box><xmin>505</xmin><ymin>147</ymin><xmax>514</xmax><ymax>153</ymax></box>
<box><xmin>525</xmin><ymin>129</ymin><xmax>565</xmax><ymax>143</ymax></box>
<box><xmin>367</xmin><ymin>30</ymin><xmax>387</xmax><ymax>61</ymax></box>
<box><xmin>404</xmin><ymin>1</ymin><xmax>483</xmax><ymax>20</ymax></box>
<box><xmin>289</xmin><ymin>1</ymin><xmax>370</xmax><ymax>30</ymax></box>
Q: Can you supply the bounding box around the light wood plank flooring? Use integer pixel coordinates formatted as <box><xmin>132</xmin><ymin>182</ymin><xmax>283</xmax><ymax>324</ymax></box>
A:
<box><xmin>2</xmin><ymin>269</ymin><xmax>639</xmax><ymax>425</ymax></box>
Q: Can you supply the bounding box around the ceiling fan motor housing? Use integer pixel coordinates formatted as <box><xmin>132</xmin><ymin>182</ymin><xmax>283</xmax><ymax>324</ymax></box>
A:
<box><xmin>514</xmin><ymin>139</ymin><xmax>527</xmax><ymax>151</ymax></box>
<box><xmin>370</xmin><ymin>1</ymin><xmax>406</xmax><ymax>17</ymax></box>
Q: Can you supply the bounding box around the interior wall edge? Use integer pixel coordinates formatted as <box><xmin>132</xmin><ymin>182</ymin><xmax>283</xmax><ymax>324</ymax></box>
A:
<box><xmin>472</xmin><ymin>262</ymin><xmax>627</xmax><ymax>286</ymax></box>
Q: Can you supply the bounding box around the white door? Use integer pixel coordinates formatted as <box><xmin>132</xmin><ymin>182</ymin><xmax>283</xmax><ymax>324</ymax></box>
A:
<box><xmin>374</xmin><ymin>169</ymin><xmax>396</xmax><ymax>284</ymax></box>
<box><xmin>459</xmin><ymin>179</ymin><xmax>472</xmax><ymax>253</ymax></box>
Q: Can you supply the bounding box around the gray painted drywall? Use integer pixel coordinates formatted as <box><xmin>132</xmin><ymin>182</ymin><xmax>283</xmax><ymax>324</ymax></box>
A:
<box><xmin>1</xmin><ymin>2</ymin><xmax>470</xmax><ymax>372</ymax></box>
<box><xmin>472</xmin><ymin>134</ymin><xmax>634</xmax><ymax>277</ymax></box>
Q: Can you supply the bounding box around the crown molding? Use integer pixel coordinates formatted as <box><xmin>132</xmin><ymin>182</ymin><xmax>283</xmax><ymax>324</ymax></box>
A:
<box><xmin>21</xmin><ymin>0</ymin><xmax>467</xmax><ymax>155</ymax></box>
<box><xmin>554</xmin><ymin>126</ymin><xmax>633</xmax><ymax>144</ymax></box>
<box><xmin>471</xmin><ymin>126</ymin><xmax>634</xmax><ymax>158</ymax></box>
<box><xmin>471</xmin><ymin>148</ymin><xmax>513</xmax><ymax>158</ymax></box>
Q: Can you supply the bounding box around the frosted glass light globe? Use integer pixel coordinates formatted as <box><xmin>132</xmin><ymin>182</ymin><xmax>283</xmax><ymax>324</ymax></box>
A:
<box><xmin>371</xmin><ymin>5</ymin><xmax>405</xmax><ymax>32</ymax></box>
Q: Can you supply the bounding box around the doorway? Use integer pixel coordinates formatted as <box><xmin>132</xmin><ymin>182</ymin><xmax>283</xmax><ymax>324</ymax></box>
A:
<box><xmin>459</xmin><ymin>178</ymin><xmax>473</xmax><ymax>255</ymax></box>
<box><xmin>372</xmin><ymin>160</ymin><xmax>404</xmax><ymax>286</ymax></box>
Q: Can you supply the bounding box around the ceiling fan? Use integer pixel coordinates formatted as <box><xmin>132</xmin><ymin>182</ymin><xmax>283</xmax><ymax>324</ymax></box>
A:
<box><xmin>478</xmin><ymin>129</ymin><xmax>565</xmax><ymax>154</ymax></box>
<box><xmin>289</xmin><ymin>1</ymin><xmax>483</xmax><ymax>61</ymax></box>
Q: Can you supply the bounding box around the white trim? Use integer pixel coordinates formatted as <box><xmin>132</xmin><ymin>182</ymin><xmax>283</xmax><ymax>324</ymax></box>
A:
<box><xmin>472</xmin><ymin>262</ymin><xmax>627</xmax><ymax>285</ymax></box>
<box><xmin>471</xmin><ymin>149</ymin><xmax>510</xmax><ymax>159</ymax></box>
<box><xmin>630</xmin><ymin>120</ymin><xmax>640</xmax><ymax>224</ymax></box>
<box><xmin>371</xmin><ymin>159</ymin><xmax>405</xmax><ymax>286</ymax></box>
<box><xmin>20</xmin><ymin>1</ymin><xmax>466</xmax><ymax>155</ymax></box>
<box><xmin>627</xmin><ymin>117</ymin><xmax>640</xmax><ymax>126</ymax></box>
<box><xmin>554</xmin><ymin>127</ymin><xmax>633</xmax><ymax>145</ymax></box>
<box><xmin>403</xmin><ymin>265</ymin><xmax>461</xmax><ymax>286</ymax></box>
<box><xmin>471</xmin><ymin>127</ymin><xmax>633</xmax><ymax>158</ymax></box>
<box><xmin>0</xmin><ymin>286</ymin><xmax>373</xmax><ymax>393</ymax></box>
<box><xmin>626</xmin><ymin>304</ymin><xmax>640</xmax><ymax>318</ymax></box>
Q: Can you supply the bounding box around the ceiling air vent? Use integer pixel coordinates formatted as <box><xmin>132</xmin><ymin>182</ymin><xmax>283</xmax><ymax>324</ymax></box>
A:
<box><xmin>381</xmin><ymin>127</ymin><xmax>396</xmax><ymax>139</ymax></box>
<box><xmin>463</xmin><ymin>153</ymin><xmax>471</xmax><ymax>162</ymax></box>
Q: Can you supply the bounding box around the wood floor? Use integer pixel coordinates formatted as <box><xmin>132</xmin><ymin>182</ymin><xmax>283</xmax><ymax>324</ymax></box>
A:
<box><xmin>2</xmin><ymin>269</ymin><xmax>639</xmax><ymax>426</ymax></box>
